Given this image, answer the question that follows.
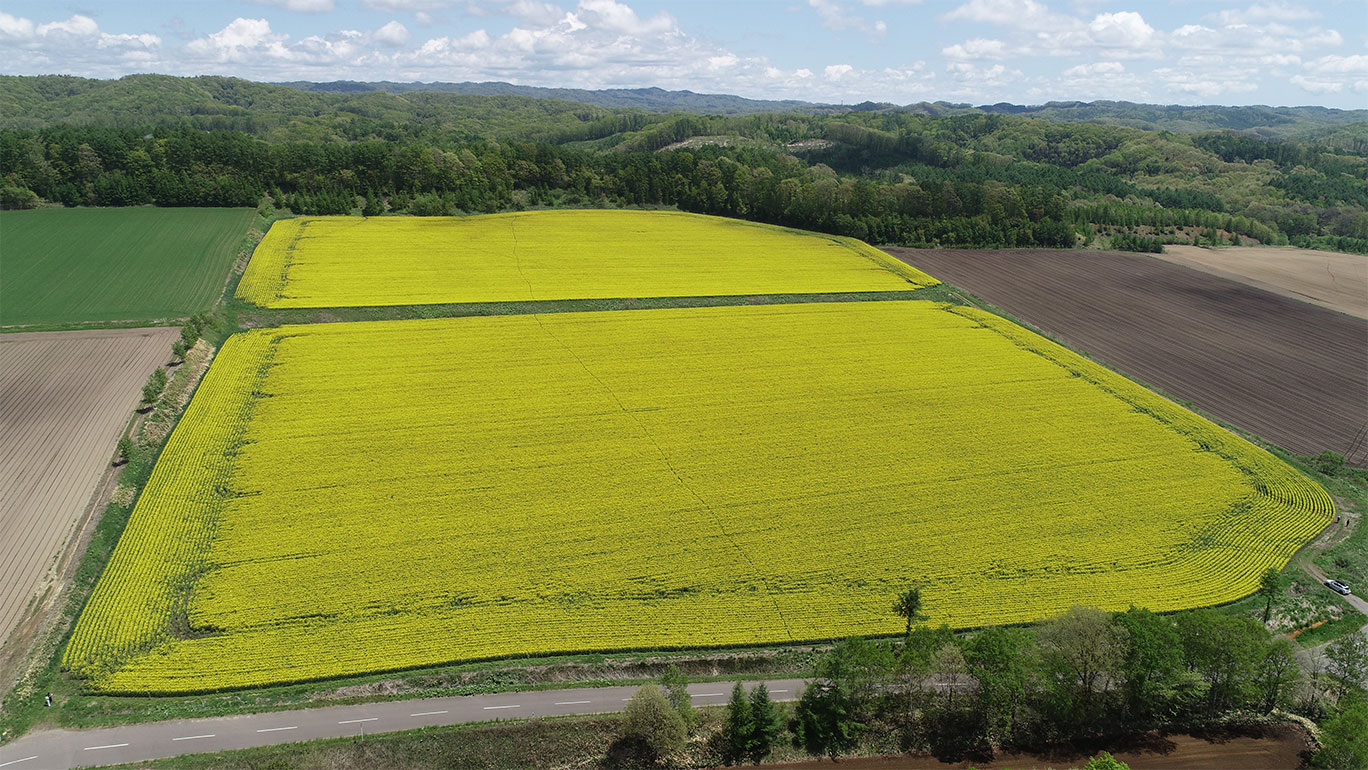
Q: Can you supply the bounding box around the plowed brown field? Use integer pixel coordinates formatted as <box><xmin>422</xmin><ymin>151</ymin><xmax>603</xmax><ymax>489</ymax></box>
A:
<box><xmin>0</xmin><ymin>327</ymin><xmax>177</xmax><ymax>647</ymax></box>
<box><xmin>1157</xmin><ymin>245</ymin><xmax>1367</xmax><ymax>319</ymax></box>
<box><xmin>887</xmin><ymin>248</ymin><xmax>1368</xmax><ymax>461</ymax></box>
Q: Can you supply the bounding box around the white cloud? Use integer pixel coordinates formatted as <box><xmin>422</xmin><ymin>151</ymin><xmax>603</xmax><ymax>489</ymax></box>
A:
<box><xmin>1304</xmin><ymin>54</ymin><xmax>1368</xmax><ymax>74</ymax></box>
<box><xmin>808</xmin><ymin>0</ymin><xmax>887</xmax><ymax>38</ymax></box>
<box><xmin>1087</xmin><ymin>11</ymin><xmax>1154</xmax><ymax>49</ymax></box>
<box><xmin>1290</xmin><ymin>74</ymin><xmax>1343</xmax><ymax>93</ymax></box>
<box><xmin>942</xmin><ymin>37</ymin><xmax>1008</xmax><ymax>60</ymax></box>
<box><xmin>186</xmin><ymin>18</ymin><xmax>287</xmax><ymax>63</ymax></box>
<box><xmin>1062</xmin><ymin>60</ymin><xmax>1123</xmax><ymax>76</ymax></box>
<box><xmin>36</xmin><ymin>15</ymin><xmax>100</xmax><ymax>37</ymax></box>
<box><xmin>824</xmin><ymin>63</ymin><xmax>854</xmax><ymax>80</ymax></box>
<box><xmin>373</xmin><ymin>20</ymin><xmax>410</xmax><ymax>45</ymax></box>
<box><xmin>1154</xmin><ymin>66</ymin><xmax>1258</xmax><ymax>98</ymax></box>
<box><xmin>362</xmin><ymin>0</ymin><xmax>454</xmax><ymax>11</ymax></box>
<box><xmin>1212</xmin><ymin>2</ymin><xmax>1320</xmax><ymax>25</ymax></box>
<box><xmin>0</xmin><ymin>11</ymin><xmax>36</xmax><ymax>40</ymax></box>
<box><xmin>250</xmin><ymin>0</ymin><xmax>337</xmax><ymax>12</ymax></box>
<box><xmin>503</xmin><ymin>0</ymin><xmax>566</xmax><ymax>25</ymax></box>
<box><xmin>942</xmin><ymin>0</ymin><xmax>1070</xmax><ymax>32</ymax></box>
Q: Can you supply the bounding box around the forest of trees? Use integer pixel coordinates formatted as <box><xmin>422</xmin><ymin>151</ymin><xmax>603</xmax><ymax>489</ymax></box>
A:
<box><xmin>1</xmin><ymin>75</ymin><xmax>1366</xmax><ymax>253</ymax></box>
<box><xmin>611</xmin><ymin>604</ymin><xmax>1367</xmax><ymax>768</ymax></box>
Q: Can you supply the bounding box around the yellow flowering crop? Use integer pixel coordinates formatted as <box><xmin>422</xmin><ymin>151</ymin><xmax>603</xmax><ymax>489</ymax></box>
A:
<box><xmin>235</xmin><ymin>210</ymin><xmax>936</xmax><ymax>308</ymax></box>
<box><xmin>65</xmin><ymin>301</ymin><xmax>1331</xmax><ymax>693</ymax></box>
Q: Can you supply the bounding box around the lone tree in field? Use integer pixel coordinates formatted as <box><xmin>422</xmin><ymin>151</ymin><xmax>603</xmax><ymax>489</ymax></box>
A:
<box><xmin>621</xmin><ymin>684</ymin><xmax>687</xmax><ymax>762</ymax></box>
<box><xmin>171</xmin><ymin>339</ymin><xmax>187</xmax><ymax>364</ymax></box>
<box><xmin>1257</xmin><ymin>567</ymin><xmax>1288</xmax><ymax>624</ymax></box>
<box><xmin>893</xmin><ymin>585</ymin><xmax>927</xmax><ymax>636</ymax></box>
<box><xmin>115</xmin><ymin>436</ymin><xmax>133</xmax><ymax>466</ymax></box>
<box><xmin>140</xmin><ymin>367</ymin><xmax>167</xmax><ymax>407</ymax></box>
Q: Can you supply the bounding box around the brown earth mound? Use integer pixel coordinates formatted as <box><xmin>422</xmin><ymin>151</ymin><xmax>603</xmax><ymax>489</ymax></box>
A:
<box><xmin>887</xmin><ymin>248</ymin><xmax>1368</xmax><ymax>462</ymax></box>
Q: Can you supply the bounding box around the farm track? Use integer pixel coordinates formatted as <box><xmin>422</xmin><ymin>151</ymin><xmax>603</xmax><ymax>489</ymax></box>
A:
<box><xmin>0</xmin><ymin>328</ymin><xmax>177</xmax><ymax>649</ymax></box>
<box><xmin>888</xmin><ymin>248</ymin><xmax>1368</xmax><ymax>460</ymax></box>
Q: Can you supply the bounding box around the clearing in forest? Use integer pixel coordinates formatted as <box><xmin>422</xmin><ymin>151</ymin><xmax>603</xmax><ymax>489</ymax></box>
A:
<box><xmin>0</xmin><ymin>207</ymin><xmax>256</xmax><ymax>327</ymax></box>
<box><xmin>65</xmin><ymin>301</ymin><xmax>1331</xmax><ymax>694</ymax></box>
<box><xmin>234</xmin><ymin>210</ymin><xmax>935</xmax><ymax>308</ymax></box>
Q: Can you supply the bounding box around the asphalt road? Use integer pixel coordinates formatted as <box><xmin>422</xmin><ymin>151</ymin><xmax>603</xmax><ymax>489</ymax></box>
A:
<box><xmin>0</xmin><ymin>679</ymin><xmax>807</xmax><ymax>769</ymax></box>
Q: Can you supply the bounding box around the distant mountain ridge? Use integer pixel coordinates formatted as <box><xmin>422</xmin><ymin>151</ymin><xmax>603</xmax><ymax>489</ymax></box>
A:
<box><xmin>2</xmin><ymin>74</ymin><xmax>1364</xmax><ymax>139</ymax></box>
<box><xmin>275</xmin><ymin>80</ymin><xmax>843</xmax><ymax>115</ymax></box>
<box><xmin>277</xmin><ymin>79</ymin><xmax>1368</xmax><ymax>135</ymax></box>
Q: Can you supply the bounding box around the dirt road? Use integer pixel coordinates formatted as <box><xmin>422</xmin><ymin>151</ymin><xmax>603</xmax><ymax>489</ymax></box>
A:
<box><xmin>0</xmin><ymin>328</ymin><xmax>177</xmax><ymax>651</ymax></box>
<box><xmin>888</xmin><ymin>248</ymin><xmax>1368</xmax><ymax>460</ymax></box>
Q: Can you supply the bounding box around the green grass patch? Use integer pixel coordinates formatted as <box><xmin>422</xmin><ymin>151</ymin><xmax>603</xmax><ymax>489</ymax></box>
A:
<box><xmin>0</xmin><ymin>207</ymin><xmax>256</xmax><ymax>328</ymax></box>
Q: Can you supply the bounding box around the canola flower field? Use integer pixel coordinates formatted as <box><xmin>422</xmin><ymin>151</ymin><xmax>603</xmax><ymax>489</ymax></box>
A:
<box><xmin>64</xmin><ymin>300</ymin><xmax>1332</xmax><ymax>694</ymax></box>
<box><xmin>234</xmin><ymin>209</ymin><xmax>936</xmax><ymax>308</ymax></box>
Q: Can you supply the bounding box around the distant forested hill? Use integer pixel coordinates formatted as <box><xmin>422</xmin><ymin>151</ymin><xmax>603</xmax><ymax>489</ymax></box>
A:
<box><xmin>277</xmin><ymin>80</ymin><xmax>841</xmax><ymax>116</ymax></box>
<box><xmin>1</xmin><ymin>74</ymin><xmax>1364</xmax><ymax>253</ymax></box>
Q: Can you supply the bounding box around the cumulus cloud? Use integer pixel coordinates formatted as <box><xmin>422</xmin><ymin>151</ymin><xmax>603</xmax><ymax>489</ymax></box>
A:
<box><xmin>0</xmin><ymin>12</ymin><xmax>161</xmax><ymax>72</ymax></box>
<box><xmin>942</xmin><ymin>37</ymin><xmax>1009</xmax><ymax>60</ymax></box>
<box><xmin>824</xmin><ymin>63</ymin><xmax>854</xmax><ymax>80</ymax></box>
<box><xmin>185</xmin><ymin>18</ymin><xmax>288</xmax><ymax>63</ymax></box>
<box><xmin>373</xmin><ymin>20</ymin><xmax>411</xmax><ymax>45</ymax></box>
<box><xmin>0</xmin><ymin>0</ymin><xmax>1361</xmax><ymax>108</ymax></box>
<box><xmin>1087</xmin><ymin>11</ymin><xmax>1154</xmax><ymax>49</ymax></box>
<box><xmin>808</xmin><ymin>0</ymin><xmax>887</xmax><ymax>38</ymax></box>
<box><xmin>942</xmin><ymin>0</ymin><xmax>1069</xmax><ymax>32</ymax></box>
<box><xmin>1062</xmin><ymin>60</ymin><xmax>1123</xmax><ymax>76</ymax></box>
<box><xmin>250</xmin><ymin>0</ymin><xmax>337</xmax><ymax>12</ymax></box>
<box><xmin>1211</xmin><ymin>2</ymin><xmax>1320</xmax><ymax>25</ymax></box>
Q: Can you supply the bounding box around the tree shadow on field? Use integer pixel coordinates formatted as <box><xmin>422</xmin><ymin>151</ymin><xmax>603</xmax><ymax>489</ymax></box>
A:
<box><xmin>601</xmin><ymin>735</ymin><xmax>667</xmax><ymax>769</ymax></box>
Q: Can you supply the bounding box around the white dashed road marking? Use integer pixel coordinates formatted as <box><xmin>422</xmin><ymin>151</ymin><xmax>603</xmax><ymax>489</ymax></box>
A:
<box><xmin>256</xmin><ymin>726</ymin><xmax>298</xmax><ymax>733</ymax></box>
<box><xmin>0</xmin><ymin>757</ymin><xmax>38</xmax><ymax>767</ymax></box>
<box><xmin>83</xmin><ymin>744</ymin><xmax>129</xmax><ymax>751</ymax></box>
<box><xmin>410</xmin><ymin>710</ymin><xmax>447</xmax><ymax>717</ymax></box>
<box><xmin>172</xmin><ymin>735</ymin><xmax>215</xmax><ymax>742</ymax></box>
<box><xmin>691</xmin><ymin>693</ymin><xmax>724</xmax><ymax>698</ymax></box>
<box><xmin>555</xmin><ymin>700</ymin><xmax>592</xmax><ymax>705</ymax></box>
<box><xmin>482</xmin><ymin>704</ymin><xmax>520</xmax><ymax>710</ymax></box>
<box><xmin>338</xmin><ymin>718</ymin><xmax>377</xmax><ymax>724</ymax></box>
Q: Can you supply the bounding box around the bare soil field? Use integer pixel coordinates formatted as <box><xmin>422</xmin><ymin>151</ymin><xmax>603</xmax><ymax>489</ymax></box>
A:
<box><xmin>887</xmin><ymin>248</ymin><xmax>1368</xmax><ymax>461</ymax></box>
<box><xmin>1157</xmin><ymin>245</ymin><xmax>1367</xmax><ymax>319</ymax></box>
<box><xmin>0</xmin><ymin>327</ymin><xmax>177</xmax><ymax>649</ymax></box>
<box><xmin>768</xmin><ymin>724</ymin><xmax>1311</xmax><ymax>769</ymax></box>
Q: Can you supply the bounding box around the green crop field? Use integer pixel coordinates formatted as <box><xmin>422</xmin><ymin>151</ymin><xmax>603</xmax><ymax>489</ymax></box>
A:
<box><xmin>0</xmin><ymin>207</ymin><xmax>256</xmax><ymax>327</ymax></box>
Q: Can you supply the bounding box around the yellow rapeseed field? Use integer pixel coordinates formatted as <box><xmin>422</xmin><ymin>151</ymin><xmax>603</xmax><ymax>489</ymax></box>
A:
<box><xmin>65</xmin><ymin>301</ymin><xmax>1332</xmax><ymax>693</ymax></box>
<box><xmin>235</xmin><ymin>210</ymin><xmax>936</xmax><ymax>307</ymax></box>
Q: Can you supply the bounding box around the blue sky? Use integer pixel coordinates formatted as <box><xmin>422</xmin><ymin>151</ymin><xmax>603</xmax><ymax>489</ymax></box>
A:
<box><xmin>1</xmin><ymin>0</ymin><xmax>1364</xmax><ymax>107</ymax></box>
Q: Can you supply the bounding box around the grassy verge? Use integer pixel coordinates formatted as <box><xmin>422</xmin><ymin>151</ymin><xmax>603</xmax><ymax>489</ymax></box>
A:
<box><xmin>228</xmin><ymin>287</ymin><xmax>948</xmax><ymax>329</ymax></box>
<box><xmin>58</xmin><ymin>646</ymin><xmax>820</xmax><ymax>729</ymax></box>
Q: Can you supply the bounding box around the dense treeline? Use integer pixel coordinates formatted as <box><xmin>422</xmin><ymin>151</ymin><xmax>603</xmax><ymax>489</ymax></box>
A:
<box><xmin>2</xmin><ymin>79</ymin><xmax>1367</xmax><ymax>252</ymax></box>
<box><xmin>774</xmin><ymin>605</ymin><xmax>1367</xmax><ymax>765</ymax></box>
<box><xmin>0</xmin><ymin>125</ymin><xmax>1075</xmax><ymax>248</ymax></box>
